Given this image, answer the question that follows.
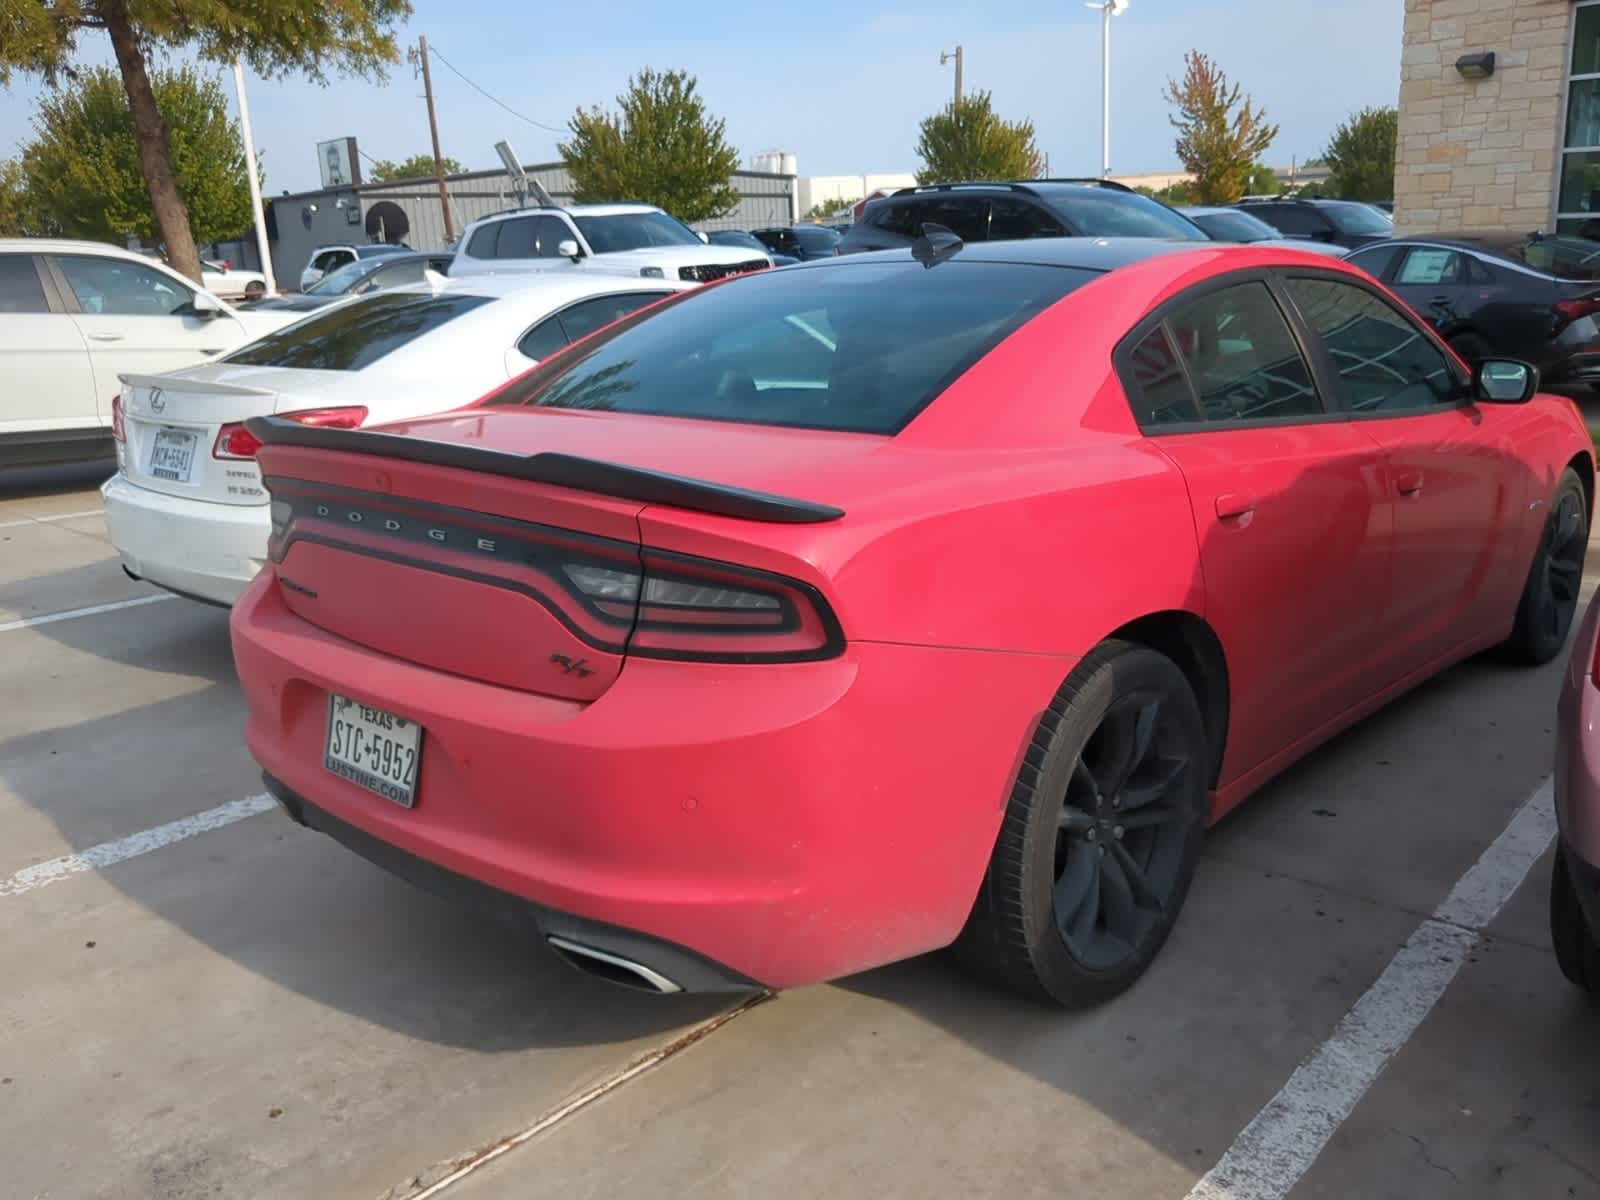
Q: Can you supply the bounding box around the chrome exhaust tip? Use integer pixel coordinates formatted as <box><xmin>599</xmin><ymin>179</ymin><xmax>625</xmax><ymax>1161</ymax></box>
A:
<box><xmin>546</xmin><ymin>935</ymin><xmax>684</xmax><ymax>994</ymax></box>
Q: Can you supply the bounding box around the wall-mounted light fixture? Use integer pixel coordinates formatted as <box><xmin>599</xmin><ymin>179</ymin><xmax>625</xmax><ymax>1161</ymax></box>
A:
<box><xmin>1455</xmin><ymin>51</ymin><xmax>1496</xmax><ymax>80</ymax></box>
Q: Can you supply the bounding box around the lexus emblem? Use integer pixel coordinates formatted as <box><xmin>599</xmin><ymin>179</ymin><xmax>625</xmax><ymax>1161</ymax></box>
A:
<box><xmin>148</xmin><ymin>388</ymin><xmax>165</xmax><ymax>413</ymax></box>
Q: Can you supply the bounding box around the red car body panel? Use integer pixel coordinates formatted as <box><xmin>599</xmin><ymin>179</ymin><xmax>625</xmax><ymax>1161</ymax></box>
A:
<box><xmin>231</xmin><ymin>244</ymin><xmax>1595</xmax><ymax>989</ymax></box>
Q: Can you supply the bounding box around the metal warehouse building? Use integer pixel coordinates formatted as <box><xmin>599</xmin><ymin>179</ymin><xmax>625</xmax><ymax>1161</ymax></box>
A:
<box><xmin>254</xmin><ymin>162</ymin><xmax>797</xmax><ymax>286</ymax></box>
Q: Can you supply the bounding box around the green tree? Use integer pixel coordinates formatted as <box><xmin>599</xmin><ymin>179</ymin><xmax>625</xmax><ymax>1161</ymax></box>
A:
<box><xmin>23</xmin><ymin>66</ymin><xmax>251</xmax><ymax>246</ymax></box>
<box><xmin>1153</xmin><ymin>180</ymin><xmax>1193</xmax><ymax>206</ymax></box>
<box><xmin>560</xmin><ymin>68</ymin><xmax>739</xmax><ymax>224</ymax></box>
<box><xmin>915</xmin><ymin>90</ymin><xmax>1042</xmax><ymax>184</ymax></box>
<box><xmin>0</xmin><ymin>0</ymin><xmax>409</xmax><ymax>282</ymax></box>
<box><xmin>369</xmin><ymin>152</ymin><xmax>463</xmax><ymax>183</ymax></box>
<box><xmin>1164</xmin><ymin>51</ymin><xmax>1278</xmax><ymax>204</ymax></box>
<box><xmin>1324</xmin><ymin>106</ymin><xmax>1398</xmax><ymax>202</ymax></box>
<box><xmin>807</xmin><ymin>195</ymin><xmax>857</xmax><ymax>220</ymax></box>
<box><xmin>1248</xmin><ymin>162</ymin><xmax>1281</xmax><ymax>196</ymax></box>
<box><xmin>0</xmin><ymin>158</ymin><xmax>49</xmax><ymax>236</ymax></box>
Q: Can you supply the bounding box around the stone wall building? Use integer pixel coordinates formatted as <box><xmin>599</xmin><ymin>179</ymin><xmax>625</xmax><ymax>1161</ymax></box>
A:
<box><xmin>1396</xmin><ymin>0</ymin><xmax>1600</xmax><ymax>237</ymax></box>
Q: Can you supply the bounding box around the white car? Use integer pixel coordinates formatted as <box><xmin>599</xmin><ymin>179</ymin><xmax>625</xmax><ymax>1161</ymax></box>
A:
<box><xmin>448</xmin><ymin>203</ymin><xmax>771</xmax><ymax>284</ymax></box>
<box><xmin>300</xmin><ymin>243</ymin><xmax>416</xmax><ymax>291</ymax></box>
<box><xmin>101</xmin><ymin>273</ymin><xmax>687</xmax><ymax>605</ymax></box>
<box><xmin>0</xmin><ymin>239</ymin><xmax>303</xmax><ymax>469</ymax></box>
<box><xmin>200</xmin><ymin>259</ymin><xmax>269</xmax><ymax>301</ymax></box>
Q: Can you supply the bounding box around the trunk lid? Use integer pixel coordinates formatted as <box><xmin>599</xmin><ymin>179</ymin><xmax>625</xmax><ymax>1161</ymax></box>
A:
<box><xmin>252</xmin><ymin>410</ymin><xmax>864</xmax><ymax>702</ymax></box>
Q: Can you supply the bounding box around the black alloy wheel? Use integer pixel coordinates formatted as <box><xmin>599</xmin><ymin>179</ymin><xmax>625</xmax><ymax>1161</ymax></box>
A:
<box><xmin>1504</xmin><ymin>467</ymin><xmax>1588</xmax><ymax>664</ymax></box>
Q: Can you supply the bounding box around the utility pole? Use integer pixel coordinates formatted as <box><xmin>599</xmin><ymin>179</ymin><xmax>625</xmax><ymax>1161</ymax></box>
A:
<box><xmin>940</xmin><ymin>45</ymin><xmax>963</xmax><ymax>107</ymax></box>
<box><xmin>230</xmin><ymin>59</ymin><xmax>276</xmax><ymax>293</ymax></box>
<box><xmin>417</xmin><ymin>36</ymin><xmax>455</xmax><ymax>243</ymax></box>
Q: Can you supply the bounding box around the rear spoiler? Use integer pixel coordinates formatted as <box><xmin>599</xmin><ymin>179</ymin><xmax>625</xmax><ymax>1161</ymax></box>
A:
<box><xmin>244</xmin><ymin>416</ymin><xmax>845</xmax><ymax>525</ymax></box>
<box><xmin>118</xmin><ymin>373</ymin><xmax>275</xmax><ymax>398</ymax></box>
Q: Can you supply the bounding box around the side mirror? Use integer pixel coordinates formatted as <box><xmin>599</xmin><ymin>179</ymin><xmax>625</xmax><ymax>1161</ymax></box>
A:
<box><xmin>697</xmin><ymin>230</ymin><xmax>709</xmax><ymax>244</ymax></box>
<box><xmin>1474</xmin><ymin>358</ymin><xmax>1538</xmax><ymax>403</ymax></box>
<box><xmin>191</xmin><ymin>291</ymin><xmax>225</xmax><ymax>318</ymax></box>
<box><xmin>558</xmin><ymin>239</ymin><xmax>582</xmax><ymax>263</ymax></box>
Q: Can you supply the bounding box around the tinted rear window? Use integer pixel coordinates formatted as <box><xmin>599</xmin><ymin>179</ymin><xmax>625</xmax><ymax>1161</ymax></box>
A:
<box><xmin>484</xmin><ymin>260</ymin><xmax>1096</xmax><ymax>433</ymax></box>
<box><xmin>793</xmin><ymin>226</ymin><xmax>841</xmax><ymax>252</ymax></box>
<box><xmin>1050</xmin><ymin>192</ymin><xmax>1208</xmax><ymax>240</ymax></box>
<box><xmin>224</xmin><ymin>292</ymin><xmax>493</xmax><ymax>371</ymax></box>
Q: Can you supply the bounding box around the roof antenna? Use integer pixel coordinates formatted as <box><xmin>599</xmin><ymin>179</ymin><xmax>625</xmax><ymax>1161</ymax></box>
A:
<box><xmin>912</xmin><ymin>222</ymin><xmax>963</xmax><ymax>268</ymax></box>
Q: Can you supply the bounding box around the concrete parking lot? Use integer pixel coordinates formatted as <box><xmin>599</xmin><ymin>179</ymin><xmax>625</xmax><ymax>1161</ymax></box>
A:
<box><xmin>3</xmin><ymin>464</ymin><xmax>1598</xmax><ymax>1200</ymax></box>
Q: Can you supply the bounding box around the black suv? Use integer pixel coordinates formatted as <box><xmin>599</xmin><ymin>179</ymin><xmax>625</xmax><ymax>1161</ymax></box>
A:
<box><xmin>1233</xmin><ymin>197</ymin><xmax>1392</xmax><ymax>250</ymax></box>
<box><xmin>834</xmin><ymin>180</ymin><xmax>1209</xmax><ymax>255</ymax></box>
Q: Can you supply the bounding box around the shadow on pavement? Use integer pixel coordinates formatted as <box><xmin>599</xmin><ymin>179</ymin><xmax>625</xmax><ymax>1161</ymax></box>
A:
<box><xmin>0</xmin><ymin>459</ymin><xmax>114</xmax><ymax>499</ymax></box>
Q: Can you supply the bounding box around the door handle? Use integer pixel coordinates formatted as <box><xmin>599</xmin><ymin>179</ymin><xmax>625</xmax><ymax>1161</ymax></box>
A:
<box><xmin>1215</xmin><ymin>492</ymin><xmax>1256</xmax><ymax>520</ymax></box>
<box><xmin>1396</xmin><ymin>470</ymin><xmax>1424</xmax><ymax>497</ymax></box>
<box><xmin>86</xmin><ymin>332</ymin><xmax>124</xmax><ymax>342</ymax></box>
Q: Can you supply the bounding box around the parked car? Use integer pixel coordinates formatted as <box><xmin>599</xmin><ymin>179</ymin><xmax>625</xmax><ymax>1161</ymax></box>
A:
<box><xmin>0</xmin><ymin>239</ymin><xmax>301</xmax><ymax>469</ymax></box>
<box><xmin>1370</xmin><ymin>201</ymin><xmax>1395</xmax><ymax>215</ymax></box>
<box><xmin>1344</xmin><ymin>234</ymin><xmax>1600</xmax><ymax>381</ymax></box>
<box><xmin>299</xmin><ymin>243</ymin><xmax>415</xmax><ymax>291</ymax></box>
<box><xmin>228</xmin><ymin>236</ymin><xmax>1589</xmax><ymax>1009</ymax></box>
<box><xmin>751</xmin><ymin>225</ymin><xmax>842</xmax><ymax>261</ymax></box>
<box><xmin>102</xmin><ymin>273</ymin><xmax>685</xmax><ymax>606</ymax></box>
<box><xmin>249</xmin><ymin>252</ymin><xmax>453</xmax><ymax>314</ymax></box>
<box><xmin>706</xmin><ymin>229</ymin><xmax>795</xmax><ymax>265</ymax></box>
<box><xmin>1232</xmin><ymin>197</ymin><xmax>1392</xmax><ymax>250</ymax></box>
<box><xmin>1178</xmin><ymin>206</ymin><xmax>1348</xmax><ymax>257</ymax></box>
<box><xmin>834</xmin><ymin>180</ymin><xmax>1209</xmax><ymax>255</ymax></box>
<box><xmin>201</xmin><ymin>259</ymin><xmax>269</xmax><ymax>301</ymax></box>
<box><xmin>449</xmin><ymin>203</ymin><xmax>769</xmax><ymax>284</ymax></box>
<box><xmin>1555</xmin><ymin>587</ymin><xmax>1600</xmax><ymax>995</ymax></box>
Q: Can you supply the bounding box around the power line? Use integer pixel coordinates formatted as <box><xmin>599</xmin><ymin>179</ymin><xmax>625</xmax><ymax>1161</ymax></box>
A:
<box><xmin>425</xmin><ymin>44</ymin><xmax>567</xmax><ymax>136</ymax></box>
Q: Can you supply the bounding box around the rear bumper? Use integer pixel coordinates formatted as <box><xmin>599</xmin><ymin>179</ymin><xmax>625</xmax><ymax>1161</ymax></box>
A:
<box><xmin>101</xmin><ymin>474</ymin><xmax>268</xmax><ymax>607</ymax></box>
<box><xmin>230</xmin><ymin>572</ymin><xmax>1069</xmax><ymax>990</ymax></box>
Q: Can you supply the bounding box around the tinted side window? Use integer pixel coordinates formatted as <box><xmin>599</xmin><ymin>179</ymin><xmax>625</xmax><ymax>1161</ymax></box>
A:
<box><xmin>1124</xmin><ymin>325</ymin><xmax>1200</xmax><ymax>426</ymax></box>
<box><xmin>56</xmin><ymin>256</ymin><xmax>195</xmax><ymax>316</ymax></box>
<box><xmin>1395</xmin><ymin>248</ymin><xmax>1464</xmax><ymax>285</ymax></box>
<box><xmin>559</xmin><ymin>292</ymin><xmax>671</xmax><ymax>343</ymax></box>
<box><xmin>0</xmin><ymin>255</ymin><xmax>49</xmax><ymax>313</ymax></box>
<box><xmin>988</xmin><ymin>198</ymin><xmax>1066</xmax><ymax>240</ymax></box>
<box><xmin>516</xmin><ymin>314</ymin><xmax>569</xmax><ymax>361</ymax></box>
<box><xmin>492</xmin><ymin>215</ymin><xmax>570</xmax><ymax>259</ymax></box>
<box><xmin>1345</xmin><ymin>243</ymin><xmax>1401</xmax><ymax>280</ymax></box>
<box><xmin>1255</xmin><ymin>206</ymin><xmax>1328</xmax><ymax>237</ymax></box>
<box><xmin>1287</xmin><ymin>277</ymin><xmax>1460</xmax><ymax>413</ymax></box>
<box><xmin>363</xmin><ymin>261</ymin><xmax>429</xmax><ymax>292</ymax></box>
<box><xmin>1155</xmin><ymin>281</ymin><xmax>1323</xmax><ymax>424</ymax></box>
<box><xmin>224</xmin><ymin>293</ymin><xmax>493</xmax><ymax>371</ymax></box>
<box><xmin>466</xmin><ymin>222</ymin><xmax>501</xmax><ymax>258</ymax></box>
<box><xmin>870</xmin><ymin>203</ymin><xmax>921</xmax><ymax>237</ymax></box>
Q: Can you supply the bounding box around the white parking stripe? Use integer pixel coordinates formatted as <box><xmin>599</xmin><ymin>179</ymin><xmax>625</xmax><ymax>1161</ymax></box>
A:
<box><xmin>1185</xmin><ymin>779</ymin><xmax>1556</xmax><ymax>1200</ymax></box>
<box><xmin>0</xmin><ymin>593</ymin><xmax>173</xmax><ymax>634</ymax></box>
<box><xmin>0</xmin><ymin>508</ymin><xmax>104</xmax><ymax>529</ymax></box>
<box><xmin>0</xmin><ymin>794</ymin><xmax>276</xmax><ymax>899</ymax></box>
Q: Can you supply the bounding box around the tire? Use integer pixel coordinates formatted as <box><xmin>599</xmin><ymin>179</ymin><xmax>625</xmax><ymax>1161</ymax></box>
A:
<box><xmin>1448</xmin><ymin>331</ymin><xmax>1491</xmax><ymax>366</ymax></box>
<box><xmin>1550</xmin><ymin>850</ymin><xmax>1600</xmax><ymax>993</ymax></box>
<box><xmin>954</xmin><ymin>640</ymin><xmax>1211</xmax><ymax>1008</ymax></box>
<box><xmin>244</xmin><ymin>281</ymin><xmax>266</xmax><ymax>299</ymax></box>
<box><xmin>1501</xmin><ymin>467</ymin><xmax>1588</xmax><ymax>665</ymax></box>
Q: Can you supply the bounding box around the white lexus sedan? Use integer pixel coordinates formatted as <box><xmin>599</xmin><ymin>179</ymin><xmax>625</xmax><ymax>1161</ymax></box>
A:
<box><xmin>101</xmin><ymin>273</ymin><xmax>687</xmax><ymax>605</ymax></box>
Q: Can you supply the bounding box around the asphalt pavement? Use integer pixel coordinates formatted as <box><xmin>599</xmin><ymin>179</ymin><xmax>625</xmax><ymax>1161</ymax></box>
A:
<box><xmin>2</xmin><ymin>463</ymin><xmax>1596</xmax><ymax>1200</ymax></box>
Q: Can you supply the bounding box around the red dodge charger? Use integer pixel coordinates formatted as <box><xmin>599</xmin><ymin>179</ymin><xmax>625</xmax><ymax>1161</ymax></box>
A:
<box><xmin>230</xmin><ymin>237</ymin><xmax>1593</xmax><ymax>1007</ymax></box>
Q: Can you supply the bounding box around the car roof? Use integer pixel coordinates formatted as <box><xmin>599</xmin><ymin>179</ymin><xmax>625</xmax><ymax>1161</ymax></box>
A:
<box><xmin>798</xmin><ymin>236</ymin><xmax>1216</xmax><ymax>274</ymax></box>
<box><xmin>384</xmin><ymin>271</ymin><xmax>685</xmax><ymax>304</ymax></box>
<box><xmin>1179</xmin><ymin>206</ymin><xmax>1252</xmax><ymax>217</ymax></box>
<box><xmin>0</xmin><ymin>237</ymin><xmax>168</xmax><ymax>262</ymax></box>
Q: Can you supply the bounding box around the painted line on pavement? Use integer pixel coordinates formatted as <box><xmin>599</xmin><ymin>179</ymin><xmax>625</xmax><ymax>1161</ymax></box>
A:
<box><xmin>0</xmin><ymin>508</ymin><xmax>104</xmax><ymax>530</ymax></box>
<box><xmin>0</xmin><ymin>794</ymin><xmax>276</xmax><ymax>900</ymax></box>
<box><xmin>0</xmin><ymin>593</ymin><xmax>173</xmax><ymax>634</ymax></box>
<box><xmin>1185</xmin><ymin>779</ymin><xmax>1556</xmax><ymax>1200</ymax></box>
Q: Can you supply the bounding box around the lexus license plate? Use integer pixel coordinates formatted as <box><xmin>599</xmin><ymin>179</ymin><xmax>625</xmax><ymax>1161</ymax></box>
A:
<box><xmin>324</xmin><ymin>694</ymin><xmax>423</xmax><ymax>808</ymax></box>
<box><xmin>148</xmin><ymin>428</ymin><xmax>199</xmax><ymax>482</ymax></box>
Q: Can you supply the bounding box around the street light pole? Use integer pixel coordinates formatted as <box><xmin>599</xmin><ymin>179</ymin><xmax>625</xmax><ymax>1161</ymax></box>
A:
<box><xmin>230</xmin><ymin>59</ymin><xmax>276</xmax><ymax>294</ymax></box>
<box><xmin>1086</xmin><ymin>0</ymin><xmax>1128</xmax><ymax>179</ymax></box>
<box><xmin>940</xmin><ymin>45</ymin><xmax>963</xmax><ymax>107</ymax></box>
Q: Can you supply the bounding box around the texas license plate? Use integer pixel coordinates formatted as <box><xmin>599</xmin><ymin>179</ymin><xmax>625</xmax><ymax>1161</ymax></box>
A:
<box><xmin>148</xmin><ymin>428</ymin><xmax>199</xmax><ymax>482</ymax></box>
<box><xmin>324</xmin><ymin>694</ymin><xmax>423</xmax><ymax>807</ymax></box>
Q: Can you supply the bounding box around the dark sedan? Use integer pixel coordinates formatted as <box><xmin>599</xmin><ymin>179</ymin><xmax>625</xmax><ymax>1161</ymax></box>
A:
<box><xmin>246</xmin><ymin>252</ymin><xmax>453</xmax><ymax>313</ymax></box>
<box><xmin>751</xmin><ymin>225</ymin><xmax>842</xmax><ymax>261</ymax></box>
<box><xmin>1345</xmin><ymin>234</ymin><xmax>1600</xmax><ymax>388</ymax></box>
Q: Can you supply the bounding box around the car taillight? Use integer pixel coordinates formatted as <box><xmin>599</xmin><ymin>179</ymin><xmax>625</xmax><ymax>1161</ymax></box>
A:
<box><xmin>1555</xmin><ymin>296</ymin><xmax>1600</xmax><ymax>324</ymax></box>
<box><xmin>560</xmin><ymin>551</ymin><xmax>843</xmax><ymax>663</ymax></box>
<box><xmin>214</xmin><ymin>406</ymin><xmax>368</xmax><ymax>460</ymax></box>
<box><xmin>111</xmin><ymin>394</ymin><xmax>126</xmax><ymax>443</ymax></box>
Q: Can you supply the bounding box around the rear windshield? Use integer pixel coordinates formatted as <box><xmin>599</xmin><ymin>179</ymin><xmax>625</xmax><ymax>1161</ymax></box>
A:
<box><xmin>1188</xmin><ymin>210</ymin><xmax>1277</xmax><ymax>243</ymax></box>
<box><xmin>224</xmin><ymin>292</ymin><xmax>492</xmax><ymax>371</ymax></box>
<box><xmin>484</xmin><ymin>259</ymin><xmax>1096</xmax><ymax>433</ymax></box>
<box><xmin>793</xmin><ymin>226</ymin><xmax>841</xmax><ymax>252</ymax></box>
<box><xmin>1051</xmin><ymin>192</ymin><xmax>1209</xmax><ymax>241</ymax></box>
<box><xmin>1323</xmin><ymin>202</ymin><xmax>1393</xmax><ymax>236</ymax></box>
<box><xmin>1508</xmin><ymin>236</ymin><xmax>1600</xmax><ymax>280</ymax></box>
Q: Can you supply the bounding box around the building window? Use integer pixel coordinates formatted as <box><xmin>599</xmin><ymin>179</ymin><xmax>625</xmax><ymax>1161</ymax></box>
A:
<box><xmin>1560</xmin><ymin>1</ymin><xmax>1600</xmax><ymax>236</ymax></box>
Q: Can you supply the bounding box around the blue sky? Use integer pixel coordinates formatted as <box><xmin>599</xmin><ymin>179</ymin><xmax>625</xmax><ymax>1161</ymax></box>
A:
<box><xmin>0</xmin><ymin>0</ymin><xmax>1403</xmax><ymax>193</ymax></box>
